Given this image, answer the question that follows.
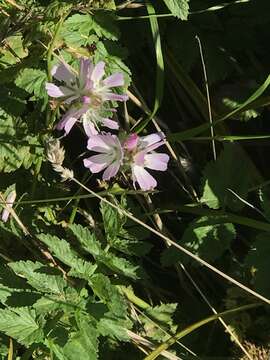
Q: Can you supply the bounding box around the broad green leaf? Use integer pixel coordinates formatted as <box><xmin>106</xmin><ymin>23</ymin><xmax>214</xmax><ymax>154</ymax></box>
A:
<box><xmin>0</xmin><ymin>35</ymin><xmax>28</xmax><ymax>66</ymax></box>
<box><xmin>68</xmin><ymin>224</ymin><xmax>101</xmax><ymax>256</ymax></box>
<box><xmin>0</xmin><ymin>307</ymin><xmax>44</xmax><ymax>346</ymax></box>
<box><xmin>163</xmin><ymin>0</ymin><xmax>189</xmax><ymax>20</ymax></box>
<box><xmin>245</xmin><ymin>233</ymin><xmax>270</xmax><ymax>297</ymax></box>
<box><xmin>37</xmin><ymin>234</ymin><xmax>96</xmax><ymax>280</ymax></box>
<box><xmin>48</xmin><ymin>315</ymin><xmax>98</xmax><ymax>360</ymax></box>
<box><xmin>15</xmin><ymin>68</ymin><xmax>47</xmax><ymax>100</ymax></box>
<box><xmin>98</xmin><ymin>252</ymin><xmax>138</xmax><ymax>280</ymax></box>
<box><xmin>200</xmin><ymin>144</ymin><xmax>251</xmax><ymax>211</ymax></box>
<box><xmin>9</xmin><ymin>261</ymin><xmax>67</xmax><ymax>295</ymax></box>
<box><xmin>162</xmin><ymin>216</ymin><xmax>235</xmax><ymax>266</ymax></box>
<box><xmin>93</xmin><ymin>12</ymin><xmax>119</xmax><ymax>40</ymax></box>
<box><xmin>97</xmin><ymin>317</ymin><xmax>129</xmax><ymax>341</ymax></box>
<box><xmin>69</xmin><ymin>223</ymin><xmax>138</xmax><ymax>279</ymax></box>
<box><xmin>90</xmin><ymin>274</ymin><xmax>127</xmax><ymax>318</ymax></box>
<box><xmin>100</xmin><ymin>201</ymin><xmax>123</xmax><ymax>242</ymax></box>
<box><xmin>0</xmin><ymin>109</ymin><xmax>43</xmax><ymax>172</ymax></box>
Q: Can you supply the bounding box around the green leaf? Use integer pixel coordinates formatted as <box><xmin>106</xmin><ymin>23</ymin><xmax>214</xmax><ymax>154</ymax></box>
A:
<box><xmin>146</xmin><ymin>303</ymin><xmax>178</xmax><ymax>325</ymax></box>
<box><xmin>98</xmin><ymin>252</ymin><xmax>138</xmax><ymax>280</ymax></box>
<box><xmin>200</xmin><ymin>144</ymin><xmax>251</xmax><ymax>211</ymax></box>
<box><xmin>0</xmin><ymin>307</ymin><xmax>44</xmax><ymax>346</ymax></box>
<box><xmin>245</xmin><ymin>233</ymin><xmax>270</xmax><ymax>297</ymax></box>
<box><xmin>37</xmin><ymin>234</ymin><xmax>96</xmax><ymax>280</ymax></box>
<box><xmin>100</xmin><ymin>201</ymin><xmax>123</xmax><ymax>243</ymax></box>
<box><xmin>0</xmin><ymin>35</ymin><xmax>28</xmax><ymax>66</ymax></box>
<box><xmin>163</xmin><ymin>0</ymin><xmax>189</xmax><ymax>20</ymax></box>
<box><xmin>48</xmin><ymin>315</ymin><xmax>98</xmax><ymax>360</ymax></box>
<box><xmin>48</xmin><ymin>314</ymin><xmax>98</xmax><ymax>360</ymax></box>
<box><xmin>90</xmin><ymin>274</ymin><xmax>127</xmax><ymax>318</ymax></box>
<box><xmin>97</xmin><ymin>317</ymin><xmax>129</xmax><ymax>341</ymax></box>
<box><xmin>68</xmin><ymin>224</ymin><xmax>102</xmax><ymax>257</ymax></box>
<box><xmin>15</xmin><ymin>68</ymin><xmax>47</xmax><ymax>100</ymax></box>
<box><xmin>0</xmin><ymin>109</ymin><xmax>43</xmax><ymax>172</ymax></box>
<box><xmin>162</xmin><ymin>216</ymin><xmax>235</xmax><ymax>266</ymax></box>
<box><xmin>9</xmin><ymin>261</ymin><xmax>67</xmax><ymax>295</ymax></box>
<box><xmin>93</xmin><ymin>12</ymin><xmax>119</xmax><ymax>41</ymax></box>
<box><xmin>69</xmin><ymin>223</ymin><xmax>138</xmax><ymax>279</ymax></box>
<box><xmin>259</xmin><ymin>189</ymin><xmax>270</xmax><ymax>222</ymax></box>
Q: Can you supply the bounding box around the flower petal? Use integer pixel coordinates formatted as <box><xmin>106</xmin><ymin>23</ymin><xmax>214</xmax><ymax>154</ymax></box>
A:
<box><xmin>91</xmin><ymin>61</ymin><xmax>105</xmax><ymax>83</ymax></box>
<box><xmin>144</xmin><ymin>153</ymin><xmax>169</xmax><ymax>171</ymax></box>
<box><xmin>83</xmin><ymin>118</ymin><xmax>98</xmax><ymax>137</ymax></box>
<box><xmin>124</xmin><ymin>133</ymin><xmax>138</xmax><ymax>151</ymax></box>
<box><xmin>79</xmin><ymin>58</ymin><xmax>93</xmax><ymax>88</ymax></box>
<box><xmin>83</xmin><ymin>157</ymin><xmax>108</xmax><ymax>173</ymax></box>
<box><xmin>103</xmin><ymin>93</ymin><xmax>128</xmax><ymax>102</ymax></box>
<box><xmin>102</xmin><ymin>73</ymin><xmax>124</xmax><ymax>88</ymax></box>
<box><xmin>102</xmin><ymin>162</ymin><xmax>120</xmax><ymax>180</ymax></box>
<box><xmin>51</xmin><ymin>63</ymin><xmax>76</xmax><ymax>86</ymax></box>
<box><xmin>140</xmin><ymin>132</ymin><xmax>165</xmax><ymax>148</ymax></box>
<box><xmin>87</xmin><ymin>135</ymin><xmax>112</xmax><ymax>152</ymax></box>
<box><xmin>101</xmin><ymin>118</ymin><xmax>119</xmax><ymax>130</ymax></box>
<box><xmin>46</xmin><ymin>83</ymin><xmax>69</xmax><ymax>98</ymax></box>
<box><xmin>56</xmin><ymin>107</ymin><xmax>86</xmax><ymax>134</ymax></box>
<box><xmin>132</xmin><ymin>165</ymin><xmax>157</xmax><ymax>191</ymax></box>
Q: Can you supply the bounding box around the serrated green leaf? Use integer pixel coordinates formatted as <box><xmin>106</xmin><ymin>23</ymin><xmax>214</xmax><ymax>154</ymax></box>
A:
<box><xmin>9</xmin><ymin>260</ymin><xmax>67</xmax><ymax>295</ymax></box>
<box><xmin>200</xmin><ymin>144</ymin><xmax>251</xmax><ymax>211</ymax></box>
<box><xmin>37</xmin><ymin>234</ymin><xmax>96</xmax><ymax>280</ymax></box>
<box><xmin>97</xmin><ymin>317</ymin><xmax>129</xmax><ymax>341</ymax></box>
<box><xmin>146</xmin><ymin>303</ymin><xmax>178</xmax><ymax>325</ymax></box>
<box><xmin>100</xmin><ymin>201</ymin><xmax>123</xmax><ymax>242</ymax></box>
<box><xmin>0</xmin><ymin>109</ymin><xmax>43</xmax><ymax>172</ymax></box>
<box><xmin>245</xmin><ymin>233</ymin><xmax>270</xmax><ymax>297</ymax></box>
<box><xmin>162</xmin><ymin>216</ymin><xmax>235</xmax><ymax>266</ymax></box>
<box><xmin>90</xmin><ymin>274</ymin><xmax>127</xmax><ymax>318</ymax></box>
<box><xmin>0</xmin><ymin>307</ymin><xmax>44</xmax><ymax>346</ymax></box>
<box><xmin>15</xmin><ymin>68</ymin><xmax>47</xmax><ymax>100</ymax></box>
<box><xmin>93</xmin><ymin>12</ymin><xmax>119</xmax><ymax>40</ymax></box>
<box><xmin>0</xmin><ymin>35</ymin><xmax>28</xmax><ymax>66</ymax></box>
<box><xmin>69</xmin><ymin>224</ymin><xmax>101</xmax><ymax>256</ymax></box>
<box><xmin>98</xmin><ymin>252</ymin><xmax>138</xmax><ymax>280</ymax></box>
<box><xmin>163</xmin><ymin>0</ymin><xmax>189</xmax><ymax>20</ymax></box>
<box><xmin>61</xmin><ymin>14</ymin><xmax>93</xmax><ymax>46</ymax></box>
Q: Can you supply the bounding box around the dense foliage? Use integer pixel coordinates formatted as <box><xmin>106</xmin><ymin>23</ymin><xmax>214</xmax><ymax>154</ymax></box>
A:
<box><xmin>0</xmin><ymin>0</ymin><xmax>269</xmax><ymax>358</ymax></box>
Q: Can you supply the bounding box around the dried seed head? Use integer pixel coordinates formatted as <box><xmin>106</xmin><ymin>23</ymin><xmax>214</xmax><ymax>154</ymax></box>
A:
<box><xmin>46</xmin><ymin>138</ymin><xmax>73</xmax><ymax>181</ymax></box>
<box><xmin>46</xmin><ymin>138</ymin><xmax>65</xmax><ymax>166</ymax></box>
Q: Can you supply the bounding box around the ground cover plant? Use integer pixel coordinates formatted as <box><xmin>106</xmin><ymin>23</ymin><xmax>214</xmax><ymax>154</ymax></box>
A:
<box><xmin>0</xmin><ymin>0</ymin><xmax>270</xmax><ymax>358</ymax></box>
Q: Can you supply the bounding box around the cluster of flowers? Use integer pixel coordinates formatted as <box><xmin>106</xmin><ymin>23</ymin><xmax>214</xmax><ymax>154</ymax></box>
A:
<box><xmin>46</xmin><ymin>57</ymin><xmax>169</xmax><ymax>190</ymax></box>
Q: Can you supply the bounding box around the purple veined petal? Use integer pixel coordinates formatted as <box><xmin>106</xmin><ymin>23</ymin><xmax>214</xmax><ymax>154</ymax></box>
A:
<box><xmin>103</xmin><ymin>93</ymin><xmax>129</xmax><ymax>102</ymax></box>
<box><xmin>91</xmin><ymin>61</ymin><xmax>105</xmax><ymax>83</ymax></box>
<box><xmin>83</xmin><ymin>118</ymin><xmax>98</xmax><ymax>137</ymax></box>
<box><xmin>83</xmin><ymin>157</ymin><xmax>108</xmax><ymax>173</ymax></box>
<box><xmin>124</xmin><ymin>133</ymin><xmax>138</xmax><ymax>151</ymax></box>
<box><xmin>87</xmin><ymin>134</ymin><xmax>112</xmax><ymax>152</ymax></box>
<box><xmin>140</xmin><ymin>132</ymin><xmax>165</xmax><ymax>148</ymax></box>
<box><xmin>2</xmin><ymin>190</ymin><xmax>16</xmax><ymax>223</ymax></box>
<box><xmin>102</xmin><ymin>161</ymin><xmax>120</xmax><ymax>180</ymax></box>
<box><xmin>133</xmin><ymin>151</ymin><xmax>145</xmax><ymax>166</ymax></box>
<box><xmin>51</xmin><ymin>62</ymin><xmax>76</xmax><ymax>86</ymax></box>
<box><xmin>86</xmin><ymin>153</ymin><xmax>112</xmax><ymax>165</ymax></box>
<box><xmin>102</xmin><ymin>73</ymin><xmax>124</xmax><ymax>88</ymax></box>
<box><xmin>132</xmin><ymin>165</ymin><xmax>157</xmax><ymax>191</ymax></box>
<box><xmin>56</xmin><ymin>107</ymin><xmax>85</xmax><ymax>134</ymax></box>
<box><xmin>144</xmin><ymin>153</ymin><xmax>169</xmax><ymax>171</ymax></box>
<box><xmin>79</xmin><ymin>58</ymin><xmax>93</xmax><ymax>88</ymax></box>
<box><xmin>46</xmin><ymin>83</ymin><xmax>68</xmax><ymax>98</ymax></box>
<box><xmin>101</xmin><ymin>118</ymin><xmax>119</xmax><ymax>130</ymax></box>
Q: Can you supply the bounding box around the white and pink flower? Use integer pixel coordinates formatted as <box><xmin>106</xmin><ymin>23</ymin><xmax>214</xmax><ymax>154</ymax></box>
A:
<box><xmin>125</xmin><ymin>132</ymin><xmax>169</xmax><ymax>191</ymax></box>
<box><xmin>83</xmin><ymin>132</ymin><xmax>169</xmax><ymax>190</ymax></box>
<box><xmin>83</xmin><ymin>133</ymin><xmax>123</xmax><ymax>181</ymax></box>
<box><xmin>46</xmin><ymin>58</ymin><xmax>128</xmax><ymax>135</ymax></box>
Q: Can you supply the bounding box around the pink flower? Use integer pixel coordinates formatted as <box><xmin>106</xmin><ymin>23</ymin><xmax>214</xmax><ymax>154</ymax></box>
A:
<box><xmin>83</xmin><ymin>133</ymin><xmax>123</xmax><ymax>180</ymax></box>
<box><xmin>46</xmin><ymin>58</ymin><xmax>128</xmax><ymax>135</ymax></box>
<box><xmin>1</xmin><ymin>190</ymin><xmax>16</xmax><ymax>223</ymax></box>
<box><xmin>125</xmin><ymin>133</ymin><xmax>169</xmax><ymax>191</ymax></box>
